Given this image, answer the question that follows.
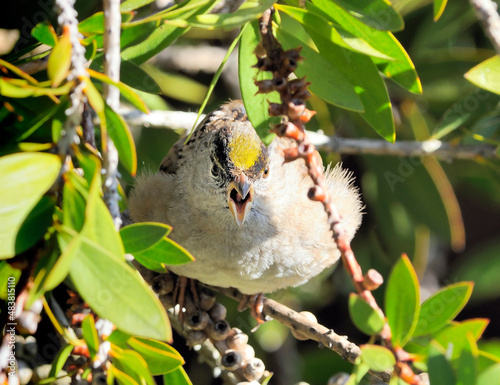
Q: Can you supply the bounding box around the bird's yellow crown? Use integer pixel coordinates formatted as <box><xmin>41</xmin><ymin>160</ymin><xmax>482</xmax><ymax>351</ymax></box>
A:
<box><xmin>228</xmin><ymin>130</ymin><xmax>262</xmax><ymax>170</ymax></box>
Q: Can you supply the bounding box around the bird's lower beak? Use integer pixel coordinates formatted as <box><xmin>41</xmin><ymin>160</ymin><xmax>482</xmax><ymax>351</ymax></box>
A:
<box><xmin>228</xmin><ymin>174</ymin><xmax>254</xmax><ymax>227</ymax></box>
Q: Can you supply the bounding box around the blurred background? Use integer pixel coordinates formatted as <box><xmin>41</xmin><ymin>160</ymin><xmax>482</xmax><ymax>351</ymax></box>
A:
<box><xmin>3</xmin><ymin>0</ymin><xmax>499</xmax><ymax>383</ymax></box>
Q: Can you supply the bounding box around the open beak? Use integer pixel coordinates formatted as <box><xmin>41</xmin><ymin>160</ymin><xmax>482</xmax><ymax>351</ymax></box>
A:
<box><xmin>228</xmin><ymin>173</ymin><xmax>253</xmax><ymax>227</ymax></box>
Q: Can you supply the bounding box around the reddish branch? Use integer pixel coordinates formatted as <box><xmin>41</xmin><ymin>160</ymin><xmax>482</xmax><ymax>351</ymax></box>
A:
<box><xmin>255</xmin><ymin>9</ymin><xmax>423</xmax><ymax>385</ymax></box>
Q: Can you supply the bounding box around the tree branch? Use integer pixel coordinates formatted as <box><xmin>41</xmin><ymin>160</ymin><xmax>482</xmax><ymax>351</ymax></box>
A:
<box><xmin>470</xmin><ymin>0</ymin><xmax>500</xmax><ymax>54</ymax></box>
<box><xmin>120</xmin><ymin>108</ymin><xmax>498</xmax><ymax>160</ymax></box>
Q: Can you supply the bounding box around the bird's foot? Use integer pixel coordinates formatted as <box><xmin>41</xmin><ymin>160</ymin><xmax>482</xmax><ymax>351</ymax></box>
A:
<box><xmin>237</xmin><ymin>293</ymin><xmax>266</xmax><ymax>323</ymax></box>
<box><xmin>172</xmin><ymin>276</ymin><xmax>201</xmax><ymax>321</ymax></box>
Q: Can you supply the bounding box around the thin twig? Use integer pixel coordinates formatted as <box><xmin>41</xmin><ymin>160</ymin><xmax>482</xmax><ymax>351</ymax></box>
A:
<box><xmin>470</xmin><ymin>0</ymin><xmax>500</xmax><ymax>54</ymax></box>
<box><xmin>102</xmin><ymin>0</ymin><xmax>122</xmax><ymax>230</ymax></box>
<box><xmin>120</xmin><ymin>108</ymin><xmax>498</xmax><ymax>160</ymax></box>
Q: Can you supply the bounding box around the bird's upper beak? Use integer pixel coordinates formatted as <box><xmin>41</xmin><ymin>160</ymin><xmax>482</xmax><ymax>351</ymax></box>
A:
<box><xmin>228</xmin><ymin>173</ymin><xmax>254</xmax><ymax>227</ymax></box>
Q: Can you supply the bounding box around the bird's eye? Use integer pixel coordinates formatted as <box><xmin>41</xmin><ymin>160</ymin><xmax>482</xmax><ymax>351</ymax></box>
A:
<box><xmin>263</xmin><ymin>166</ymin><xmax>270</xmax><ymax>178</ymax></box>
<box><xmin>211</xmin><ymin>163</ymin><xmax>220</xmax><ymax>179</ymax></box>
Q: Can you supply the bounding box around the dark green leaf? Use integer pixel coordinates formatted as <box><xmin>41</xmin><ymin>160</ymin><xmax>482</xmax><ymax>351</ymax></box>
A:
<box><xmin>31</xmin><ymin>22</ymin><xmax>57</xmax><ymax>47</ymax></box>
<box><xmin>120</xmin><ymin>61</ymin><xmax>162</xmax><ymax>94</ymax></box>
<box><xmin>414</xmin><ymin>282</ymin><xmax>473</xmax><ymax>337</ymax></box>
<box><xmin>385</xmin><ymin>255</ymin><xmax>420</xmax><ymax>347</ymax></box>
<box><xmin>112</xmin><ymin>349</ymin><xmax>155</xmax><ymax>385</ymax></box>
<box><xmin>120</xmin><ymin>223</ymin><xmax>172</xmax><ymax>254</ymax></box>
<box><xmin>0</xmin><ymin>152</ymin><xmax>60</xmax><ymax>259</ymax></box>
<box><xmin>121</xmin><ymin>0</ymin><xmax>157</xmax><ymax>11</ymax></box>
<box><xmin>306</xmin><ymin>26</ymin><xmax>394</xmax><ymax>141</ymax></box>
<box><xmin>163</xmin><ymin>366</ymin><xmax>192</xmax><ymax>385</ymax></box>
<box><xmin>79</xmin><ymin>12</ymin><xmax>134</xmax><ymax>35</ymax></box>
<box><xmin>360</xmin><ymin>344</ymin><xmax>395</xmax><ymax>372</ymax></box>
<box><xmin>434</xmin><ymin>0</ymin><xmax>448</xmax><ymax>21</ymax></box>
<box><xmin>348</xmin><ymin>293</ymin><xmax>385</xmax><ymax>335</ymax></box>
<box><xmin>15</xmin><ymin>195</ymin><xmax>55</xmax><ymax>255</ymax></box>
<box><xmin>311</xmin><ymin>0</ymin><xmax>421</xmax><ymax>94</ymax></box>
<box><xmin>456</xmin><ymin>333</ymin><xmax>478</xmax><ymax>385</ymax></box>
<box><xmin>67</xmin><ymin>172</ymin><xmax>171</xmax><ymax>341</ymax></box>
<box><xmin>428</xmin><ymin>341</ymin><xmax>456</xmax><ymax>385</ymax></box>
<box><xmin>82</xmin><ymin>314</ymin><xmax>99</xmax><ymax>359</ymax></box>
<box><xmin>465</xmin><ymin>55</ymin><xmax>500</xmax><ymax>95</ymax></box>
<box><xmin>127</xmin><ymin>337</ymin><xmax>184</xmax><ymax>375</ymax></box>
<box><xmin>239</xmin><ymin>20</ymin><xmax>278</xmax><ymax>146</ymax></box>
<box><xmin>276</xmin><ymin>28</ymin><xmax>364</xmax><ymax>112</ymax></box>
<box><xmin>105</xmin><ymin>104</ymin><xmax>138</xmax><ymax>176</ymax></box>
<box><xmin>331</xmin><ymin>0</ymin><xmax>404</xmax><ymax>31</ymax></box>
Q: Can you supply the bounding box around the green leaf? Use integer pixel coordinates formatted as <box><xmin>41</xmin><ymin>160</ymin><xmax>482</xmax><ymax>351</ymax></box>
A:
<box><xmin>414</xmin><ymin>282</ymin><xmax>473</xmax><ymax>337</ymax></box>
<box><xmin>105</xmin><ymin>105</ymin><xmax>138</xmax><ymax>176</ymax></box>
<box><xmin>305</xmin><ymin>26</ymin><xmax>394</xmax><ymax>141</ymax></box>
<box><xmin>331</xmin><ymin>0</ymin><xmax>404</xmax><ymax>31</ymax></box>
<box><xmin>32</xmin><ymin>22</ymin><xmax>57</xmax><ymax>47</ymax></box>
<box><xmin>434</xmin><ymin>0</ymin><xmax>448</xmax><ymax>21</ymax></box>
<box><xmin>239</xmin><ymin>20</ymin><xmax>279</xmax><ymax>146</ymax></box>
<box><xmin>348</xmin><ymin>293</ymin><xmax>385</xmax><ymax>335</ymax></box>
<box><xmin>111</xmin><ymin>365</ymin><xmax>140</xmax><ymax>385</ymax></box>
<box><xmin>79</xmin><ymin>12</ymin><xmax>134</xmax><ymax>35</ymax></box>
<box><xmin>277</xmin><ymin>4</ymin><xmax>393</xmax><ymax>60</ymax></box>
<box><xmin>120</xmin><ymin>223</ymin><xmax>172</xmax><ymax>254</ymax></box>
<box><xmin>112</xmin><ymin>349</ymin><xmax>155</xmax><ymax>385</ymax></box>
<box><xmin>477</xmin><ymin>363</ymin><xmax>500</xmax><ymax>385</ymax></box>
<box><xmin>14</xmin><ymin>195</ymin><xmax>55</xmax><ymax>255</ymax></box>
<box><xmin>465</xmin><ymin>55</ymin><xmax>500</xmax><ymax>95</ymax></box>
<box><xmin>47</xmin><ymin>27</ymin><xmax>72</xmax><ymax>87</ymax></box>
<box><xmin>82</xmin><ymin>314</ymin><xmax>99</xmax><ymax>359</ymax></box>
<box><xmin>163</xmin><ymin>366</ymin><xmax>192</xmax><ymax>385</ymax></box>
<box><xmin>456</xmin><ymin>333</ymin><xmax>478</xmax><ymax>385</ymax></box>
<box><xmin>67</xmin><ymin>171</ymin><xmax>171</xmax><ymax>342</ymax></box>
<box><xmin>63</xmin><ymin>173</ymin><xmax>87</xmax><ymax>232</ymax></box>
<box><xmin>88</xmin><ymin>69</ymin><xmax>149</xmax><ymax>113</ymax></box>
<box><xmin>0</xmin><ymin>152</ymin><xmax>60</xmax><ymax>259</ymax></box>
<box><xmin>133</xmin><ymin>237</ymin><xmax>194</xmax><ymax>268</ymax></box>
<box><xmin>83</xmin><ymin>77</ymin><xmax>105</xmax><ymax>115</ymax></box>
<box><xmin>434</xmin><ymin>319</ymin><xmax>489</xmax><ymax>360</ymax></box>
<box><xmin>428</xmin><ymin>341</ymin><xmax>456</xmax><ymax>385</ymax></box>
<box><xmin>385</xmin><ymin>255</ymin><xmax>420</xmax><ymax>347</ymax></box>
<box><xmin>311</xmin><ymin>0</ymin><xmax>422</xmax><ymax>94</ymax></box>
<box><xmin>121</xmin><ymin>0</ymin><xmax>156</xmax><ymax>11</ymax></box>
<box><xmin>0</xmin><ymin>262</ymin><xmax>21</xmax><ymax>300</ymax></box>
<box><xmin>276</xmin><ymin>27</ymin><xmax>364</xmax><ymax>112</ymax></box>
<box><xmin>432</xmin><ymin>90</ymin><xmax>500</xmax><ymax>140</ymax></box>
<box><xmin>127</xmin><ymin>337</ymin><xmax>184</xmax><ymax>375</ymax></box>
<box><xmin>360</xmin><ymin>345</ymin><xmax>395</xmax><ymax>372</ymax></box>
<box><xmin>120</xmin><ymin>61</ymin><xmax>162</xmax><ymax>94</ymax></box>
<box><xmin>49</xmin><ymin>344</ymin><xmax>74</xmax><ymax>378</ymax></box>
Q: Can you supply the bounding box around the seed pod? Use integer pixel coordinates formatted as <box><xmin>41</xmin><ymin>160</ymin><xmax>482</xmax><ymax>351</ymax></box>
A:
<box><xmin>185</xmin><ymin>310</ymin><xmax>210</xmax><ymax>330</ymax></box>
<box><xmin>209</xmin><ymin>302</ymin><xmax>227</xmax><ymax>321</ymax></box>
<box><xmin>152</xmin><ymin>274</ymin><xmax>174</xmax><ymax>295</ymax></box>
<box><xmin>240</xmin><ymin>344</ymin><xmax>255</xmax><ymax>362</ymax></box>
<box><xmin>186</xmin><ymin>330</ymin><xmax>207</xmax><ymax>347</ymax></box>
<box><xmin>242</xmin><ymin>358</ymin><xmax>265</xmax><ymax>382</ymax></box>
<box><xmin>207</xmin><ymin>319</ymin><xmax>231</xmax><ymax>341</ymax></box>
<box><xmin>199</xmin><ymin>289</ymin><xmax>216</xmax><ymax>311</ymax></box>
<box><xmin>227</xmin><ymin>329</ymin><xmax>249</xmax><ymax>350</ymax></box>
<box><xmin>221</xmin><ymin>349</ymin><xmax>242</xmax><ymax>371</ymax></box>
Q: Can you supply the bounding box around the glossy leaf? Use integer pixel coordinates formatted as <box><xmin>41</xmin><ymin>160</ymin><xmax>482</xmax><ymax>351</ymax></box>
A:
<box><xmin>414</xmin><ymin>282</ymin><xmax>473</xmax><ymax>337</ymax></box>
<box><xmin>121</xmin><ymin>0</ymin><xmax>156</xmax><ymax>11</ymax></box>
<box><xmin>385</xmin><ymin>255</ymin><xmax>420</xmax><ymax>347</ymax></box>
<box><xmin>312</xmin><ymin>0</ymin><xmax>422</xmax><ymax>94</ymax></box>
<box><xmin>331</xmin><ymin>0</ymin><xmax>404</xmax><ymax>31</ymax></box>
<box><xmin>112</xmin><ymin>349</ymin><xmax>155</xmax><ymax>385</ymax></box>
<box><xmin>306</xmin><ymin>26</ymin><xmax>394</xmax><ymax>141</ymax></box>
<box><xmin>477</xmin><ymin>363</ymin><xmax>500</xmax><ymax>385</ymax></box>
<box><xmin>239</xmin><ymin>20</ymin><xmax>279</xmax><ymax>145</ymax></box>
<box><xmin>163</xmin><ymin>366</ymin><xmax>192</xmax><ymax>385</ymax></box>
<box><xmin>432</xmin><ymin>91</ymin><xmax>500</xmax><ymax>140</ymax></box>
<box><xmin>134</xmin><ymin>237</ymin><xmax>194</xmax><ymax>267</ymax></box>
<box><xmin>0</xmin><ymin>152</ymin><xmax>60</xmax><ymax>259</ymax></box>
<box><xmin>88</xmin><ymin>69</ymin><xmax>149</xmax><ymax>113</ymax></box>
<box><xmin>104</xmin><ymin>105</ymin><xmax>138</xmax><ymax>176</ymax></box>
<box><xmin>465</xmin><ymin>55</ymin><xmax>500</xmax><ymax>95</ymax></box>
<box><xmin>428</xmin><ymin>341</ymin><xmax>456</xmax><ymax>385</ymax></box>
<box><xmin>276</xmin><ymin>28</ymin><xmax>363</xmax><ymax>112</ymax></box>
<box><xmin>434</xmin><ymin>0</ymin><xmax>448</xmax><ymax>21</ymax></box>
<box><xmin>82</xmin><ymin>314</ymin><xmax>99</xmax><ymax>359</ymax></box>
<box><xmin>31</xmin><ymin>22</ymin><xmax>57</xmax><ymax>47</ymax></box>
<box><xmin>67</xmin><ymin>171</ymin><xmax>171</xmax><ymax>342</ymax></box>
<box><xmin>120</xmin><ymin>223</ymin><xmax>172</xmax><ymax>254</ymax></box>
<box><xmin>127</xmin><ymin>337</ymin><xmax>184</xmax><ymax>375</ymax></box>
<box><xmin>360</xmin><ymin>345</ymin><xmax>395</xmax><ymax>371</ymax></box>
<box><xmin>348</xmin><ymin>293</ymin><xmax>385</xmax><ymax>335</ymax></box>
<box><xmin>434</xmin><ymin>319</ymin><xmax>489</xmax><ymax>360</ymax></box>
<box><xmin>47</xmin><ymin>26</ymin><xmax>72</xmax><ymax>87</ymax></box>
<box><xmin>277</xmin><ymin>4</ymin><xmax>393</xmax><ymax>60</ymax></box>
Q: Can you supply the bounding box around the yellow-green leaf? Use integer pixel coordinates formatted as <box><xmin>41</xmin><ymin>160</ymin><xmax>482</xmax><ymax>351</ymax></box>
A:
<box><xmin>465</xmin><ymin>55</ymin><xmax>500</xmax><ymax>95</ymax></box>
<box><xmin>47</xmin><ymin>26</ymin><xmax>72</xmax><ymax>87</ymax></box>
